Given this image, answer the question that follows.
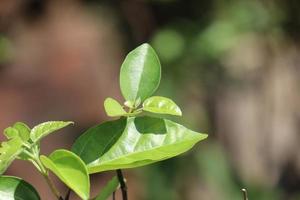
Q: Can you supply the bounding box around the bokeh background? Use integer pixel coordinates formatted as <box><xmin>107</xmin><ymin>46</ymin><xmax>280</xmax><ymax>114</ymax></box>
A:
<box><xmin>0</xmin><ymin>0</ymin><xmax>300</xmax><ymax>199</ymax></box>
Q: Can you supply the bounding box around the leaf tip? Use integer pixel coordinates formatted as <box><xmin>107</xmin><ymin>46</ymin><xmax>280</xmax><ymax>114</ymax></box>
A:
<box><xmin>202</xmin><ymin>133</ymin><xmax>209</xmax><ymax>139</ymax></box>
<box><xmin>177</xmin><ymin>108</ymin><xmax>183</xmax><ymax>116</ymax></box>
<box><xmin>68</xmin><ymin>121</ymin><xmax>75</xmax><ymax>125</ymax></box>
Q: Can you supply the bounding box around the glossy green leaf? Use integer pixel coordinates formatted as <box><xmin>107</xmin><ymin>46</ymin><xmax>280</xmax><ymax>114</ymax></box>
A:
<box><xmin>0</xmin><ymin>137</ymin><xmax>23</xmax><ymax>175</ymax></box>
<box><xmin>104</xmin><ymin>98</ymin><xmax>127</xmax><ymax>117</ymax></box>
<box><xmin>0</xmin><ymin>176</ymin><xmax>40</xmax><ymax>200</ymax></box>
<box><xmin>143</xmin><ymin>96</ymin><xmax>182</xmax><ymax>116</ymax></box>
<box><xmin>30</xmin><ymin>121</ymin><xmax>73</xmax><ymax>142</ymax></box>
<box><xmin>72</xmin><ymin>118</ymin><xmax>127</xmax><ymax>165</ymax></box>
<box><xmin>40</xmin><ymin>150</ymin><xmax>90</xmax><ymax>200</ymax></box>
<box><xmin>120</xmin><ymin>43</ymin><xmax>161</xmax><ymax>102</ymax></box>
<box><xmin>94</xmin><ymin>176</ymin><xmax>119</xmax><ymax>200</ymax></box>
<box><xmin>73</xmin><ymin>116</ymin><xmax>207</xmax><ymax>174</ymax></box>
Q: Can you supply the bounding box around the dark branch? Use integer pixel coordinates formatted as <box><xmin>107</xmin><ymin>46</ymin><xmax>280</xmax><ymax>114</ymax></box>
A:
<box><xmin>64</xmin><ymin>189</ymin><xmax>71</xmax><ymax>200</ymax></box>
<box><xmin>113</xmin><ymin>191</ymin><xmax>116</xmax><ymax>200</ymax></box>
<box><xmin>116</xmin><ymin>169</ymin><xmax>128</xmax><ymax>200</ymax></box>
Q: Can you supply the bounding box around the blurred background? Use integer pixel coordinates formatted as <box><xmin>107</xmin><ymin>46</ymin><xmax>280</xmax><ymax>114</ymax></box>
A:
<box><xmin>0</xmin><ymin>0</ymin><xmax>300</xmax><ymax>199</ymax></box>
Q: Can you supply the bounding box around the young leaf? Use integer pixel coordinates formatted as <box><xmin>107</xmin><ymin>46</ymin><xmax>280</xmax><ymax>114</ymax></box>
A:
<box><xmin>30</xmin><ymin>121</ymin><xmax>73</xmax><ymax>143</ymax></box>
<box><xmin>143</xmin><ymin>96</ymin><xmax>182</xmax><ymax>116</ymax></box>
<box><xmin>104</xmin><ymin>98</ymin><xmax>127</xmax><ymax>117</ymax></box>
<box><xmin>120</xmin><ymin>43</ymin><xmax>161</xmax><ymax>102</ymax></box>
<box><xmin>4</xmin><ymin>122</ymin><xmax>30</xmax><ymax>142</ymax></box>
<box><xmin>3</xmin><ymin>127</ymin><xmax>18</xmax><ymax>139</ymax></box>
<box><xmin>94</xmin><ymin>176</ymin><xmax>119</xmax><ymax>200</ymax></box>
<box><xmin>40</xmin><ymin>149</ymin><xmax>90</xmax><ymax>200</ymax></box>
<box><xmin>1</xmin><ymin>122</ymin><xmax>32</xmax><ymax>170</ymax></box>
<box><xmin>0</xmin><ymin>176</ymin><xmax>40</xmax><ymax>200</ymax></box>
<box><xmin>13</xmin><ymin>122</ymin><xmax>31</xmax><ymax>142</ymax></box>
<box><xmin>72</xmin><ymin>116</ymin><xmax>207</xmax><ymax>174</ymax></box>
<box><xmin>0</xmin><ymin>137</ymin><xmax>23</xmax><ymax>175</ymax></box>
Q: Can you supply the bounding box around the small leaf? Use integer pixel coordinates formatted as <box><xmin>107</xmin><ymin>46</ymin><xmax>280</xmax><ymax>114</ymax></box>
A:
<box><xmin>143</xmin><ymin>96</ymin><xmax>182</xmax><ymax>116</ymax></box>
<box><xmin>4</xmin><ymin>122</ymin><xmax>30</xmax><ymax>142</ymax></box>
<box><xmin>120</xmin><ymin>43</ymin><xmax>161</xmax><ymax>102</ymax></box>
<box><xmin>1</xmin><ymin>122</ymin><xmax>32</xmax><ymax>169</ymax></box>
<box><xmin>40</xmin><ymin>150</ymin><xmax>90</xmax><ymax>200</ymax></box>
<box><xmin>104</xmin><ymin>98</ymin><xmax>127</xmax><ymax>117</ymax></box>
<box><xmin>0</xmin><ymin>176</ymin><xmax>40</xmax><ymax>200</ymax></box>
<box><xmin>30</xmin><ymin>121</ymin><xmax>73</xmax><ymax>142</ymax></box>
<box><xmin>13</xmin><ymin>122</ymin><xmax>30</xmax><ymax>142</ymax></box>
<box><xmin>0</xmin><ymin>137</ymin><xmax>23</xmax><ymax>175</ymax></box>
<box><xmin>94</xmin><ymin>176</ymin><xmax>119</xmax><ymax>200</ymax></box>
<box><xmin>73</xmin><ymin>116</ymin><xmax>207</xmax><ymax>174</ymax></box>
<box><xmin>3</xmin><ymin>127</ymin><xmax>18</xmax><ymax>139</ymax></box>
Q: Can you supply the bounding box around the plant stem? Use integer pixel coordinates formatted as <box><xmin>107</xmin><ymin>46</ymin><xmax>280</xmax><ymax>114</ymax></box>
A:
<box><xmin>31</xmin><ymin>150</ymin><xmax>63</xmax><ymax>200</ymax></box>
<box><xmin>42</xmin><ymin>172</ymin><xmax>63</xmax><ymax>200</ymax></box>
<box><xmin>64</xmin><ymin>189</ymin><xmax>71</xmax><ymax>200</ymax></box>
<box><xmin>112</xmin><ymin>191</ymin><xmax>116</xmax><ymax>200</ymax></box>
<box><xmin>23</xmin><ymin>143</ymin><xmax>63</xmax><ymax>200</ymax></box>
<box><xmin>242</xmin><ymin>189</ymin><xmax>248</xmax><ymax>200</ymax></box>
<box><xmin>116</xmin><ymin>169</ymin><xmax>128</xmax><ymax>200</ymax></box>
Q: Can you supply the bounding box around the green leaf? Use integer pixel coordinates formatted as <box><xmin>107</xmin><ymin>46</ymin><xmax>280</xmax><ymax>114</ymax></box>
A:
<box><xmin>30</xmin><ymin>121</ymin><xmax>73</xmax><ymax>142</ymax></box>
<box><xmin>0</xmin><ymin>137</ymin><xmax>23</xmax><ymax>175</ymax></box>
<box><xmin>1</xmin><ymin>122</ymin><xmax>31</xmax><ymax>170</ymax></box>
<box><xmin>72</xmin><ymin>118</ymin><xmax>127</xmax><ymax>165</ymax></box>
<box><xmin>120</xmin><ymin>43</ymin><xmax>161</xmax><ymax>102</ymax></box>
<box><xmin>104</xmin><ymin>98</ymin><xmax>127</xmax><ymax>117</ymax></box>
<box><xmin>94</xmin><ymin>176</ymin><xmax>119</xmax><ymax>200</ymax></box>
<box><xmin>13</xmin><ymin>122</ymin><xmax>30</xmax><ymax>142</ymax></box>
<box><xmin>3</xmin><ymin>128</ymin><xmax>18</xmax><ymax>139</ymax></box>
<box><xmin>73</xmin><ymin>116</ymin><xmax>207</xmax><ymax>174</ymax></box>
<box><xmin>0</xmin><ymin>176</ymin><xmax>40</xmax><ymax>200</ymax></box>
<box><xmin>40</xmin><ymin>150</ymin><xmax>90</xmax><ymax>200</ymax></box>
<box><xmin>4</xmin><ymin>122</ymin><xmax>30</xmax><ymax>142</ymax></box>
<box><xmin>143</xmin><ymin>96</ymin><xmax>182</xmax><ymax>116</ymax></box>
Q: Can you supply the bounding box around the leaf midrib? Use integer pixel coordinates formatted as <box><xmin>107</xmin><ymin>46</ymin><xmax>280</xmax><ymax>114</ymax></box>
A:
<box><xmin>132</xmin><ymin>47</ymin><xmax>147</xmax><ymax>101</ymax></box>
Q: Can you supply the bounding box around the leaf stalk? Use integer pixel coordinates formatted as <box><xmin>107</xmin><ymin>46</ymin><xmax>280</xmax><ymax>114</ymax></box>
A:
<box><xmin>29</xmin><ymin>145</ymin><xmax>63</xmax><ymax>200</ymax></box>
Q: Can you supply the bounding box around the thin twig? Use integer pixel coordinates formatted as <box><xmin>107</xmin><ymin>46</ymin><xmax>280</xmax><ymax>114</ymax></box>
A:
<box><xmin>112</xmin><ymin>191</ymin><xmax>116</xmax><ymax>200</ymax></box>
<box><xmin>32</xmin><ymin>152</ymin><xmax>63</xmax><ymax>200</ymax></box>
<box><xmin>242</xmin><ymin>188</ymin><xmax>248</xmax><ymax>200</ymax></box>
<box><xmin>25</xmin><ymin>142</ymin><xmax>63</xmax><ymax>200</ymax></box>
<box><xmin>64</xmin><ymin>189</ymin><xmax>71</xmax><ymax>200</ymax></box>
<box><xmin>116</xmin><ymin>169</ymin><xmax>128</xmax><ymax>200</ymax></box>
<box><xmin>42</xmin><ymin>173</ymin><xmax>63</xmax><ymax>200</ymax></box>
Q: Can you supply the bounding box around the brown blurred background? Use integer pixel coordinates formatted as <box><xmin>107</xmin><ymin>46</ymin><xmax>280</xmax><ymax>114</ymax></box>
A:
<box><xmin>0</xmin><ymin>0</ymin><xmax>300</xmax><ymax>199</ymax></box>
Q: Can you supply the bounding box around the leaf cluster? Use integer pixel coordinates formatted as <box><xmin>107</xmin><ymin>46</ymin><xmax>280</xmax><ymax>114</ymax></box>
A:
<box><xmin>0</xmin><ymin>43</ymin><xmax>207</xmax><ymax>200</ymax></box>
